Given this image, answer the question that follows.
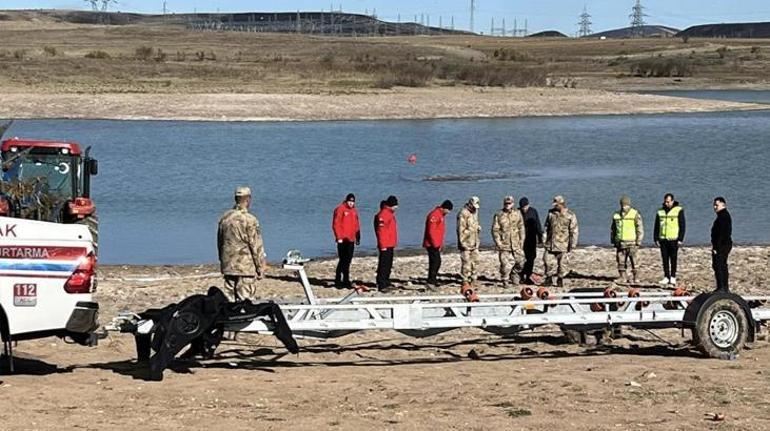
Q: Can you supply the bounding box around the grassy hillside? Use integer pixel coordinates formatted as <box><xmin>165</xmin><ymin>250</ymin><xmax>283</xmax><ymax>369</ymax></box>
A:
<box><xmin>1</xmin><ymin>13</ymin><xmax>770</xmax><ymax>94</ymax></box>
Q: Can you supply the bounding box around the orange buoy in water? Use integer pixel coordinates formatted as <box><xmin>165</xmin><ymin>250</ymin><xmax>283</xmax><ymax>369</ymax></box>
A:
<box><xmin>407</xmin><ymin>154</ymin><xmax>417</xmax><ymax>165</ymax></box>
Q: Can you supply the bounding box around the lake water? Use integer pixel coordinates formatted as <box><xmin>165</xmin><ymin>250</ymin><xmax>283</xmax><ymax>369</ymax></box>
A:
<box><xmin>4</xmin><ymin>109</ymin><xmax>770</xmax><ymax>264</ymax></box>
<box><xmin>644</xmin><ymin>90</ymin><xmax>770</xmax><ymax>104</ymax></box>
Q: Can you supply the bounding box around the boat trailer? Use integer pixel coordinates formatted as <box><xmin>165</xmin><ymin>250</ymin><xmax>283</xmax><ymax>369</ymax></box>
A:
<box><xmin>106</xmin><ymin>254</ymin><xmax>770</xmax><ymax>380</ymax></box>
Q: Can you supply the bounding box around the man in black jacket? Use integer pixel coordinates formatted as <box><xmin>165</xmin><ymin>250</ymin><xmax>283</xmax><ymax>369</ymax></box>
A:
<box><xmin>711</xmin><ymin>197</ymin><xmax>733</xmax><ymax>291</ymax></box>
<box><xmin>654</xmin><ymin>193</ymin><xmax>686</xmax><ymax>286</ymax></box>
<box><xmin>519</xmin><ymin>197</ymin><xmax>543</xmax><ymax>284</ymax></box>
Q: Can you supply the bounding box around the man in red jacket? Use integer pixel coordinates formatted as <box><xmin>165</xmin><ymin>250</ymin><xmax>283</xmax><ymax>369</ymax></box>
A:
<box><xmin>375</xmin><ymin>195</ymin><xmax>399</xmax><ymax>292</ymax></box>
<box><xmin>423</xmin><ymin>200</ymin><xmax>454</xmax><ymax>289</ymax></box>
<box><xmin>332</xmin><ymin>193</ymin><xmax>360</xmax><ymax>288</ymax></box>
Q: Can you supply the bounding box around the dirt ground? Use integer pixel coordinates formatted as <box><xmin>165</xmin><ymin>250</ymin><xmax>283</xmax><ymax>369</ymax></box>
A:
<box><xmin>1</xmin><ymin>246</ymin><xmax>769</xmax><ymax>430</ymax></box>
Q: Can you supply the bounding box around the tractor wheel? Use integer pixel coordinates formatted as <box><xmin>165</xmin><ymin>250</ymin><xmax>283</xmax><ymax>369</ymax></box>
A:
<box><xmin>77</xmin><ymin>214</ymin><xmax>99</xmax><ymax>255</ymax></box>
<box><xmin>693</xmin><ymin>298</ymin><xmax>749</xmax><ymax>360</ymax></box>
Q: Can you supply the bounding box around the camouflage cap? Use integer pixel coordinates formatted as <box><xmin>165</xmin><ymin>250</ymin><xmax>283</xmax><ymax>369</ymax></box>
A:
<box><xmin>469</xmin><ymin>196</ymin><xmax>481</xmax><ymax>209</ymax></box>
<box><xmin>234</xmin><ymin>186</ymin><xmax>252</xmax><ymax>197</ymax></box>
<box><xmin>553</xmin><ymin>195</ymin><xmax>566</xmax><ymax>206</ymax></box>
<box><xmin>503</xmin><ymin>195</ymin><xmax>515</xmax><ymax>204</ymax></box>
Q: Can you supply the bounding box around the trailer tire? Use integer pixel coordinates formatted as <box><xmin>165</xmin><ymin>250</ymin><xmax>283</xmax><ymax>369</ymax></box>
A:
<box><xmin>694</xmin><ymin>298</ymin><xmax>748</xmax><ymax>359</ymax></box>
<box><xmin>77</xmin><ymin>214</ymin><xmax>99</xmax><ymax>255</ymax></box>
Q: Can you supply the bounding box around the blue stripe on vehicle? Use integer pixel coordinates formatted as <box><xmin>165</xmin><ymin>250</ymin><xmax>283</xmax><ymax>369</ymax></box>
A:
<box><xmin>0</xmin><ymin>261</ymin><xmax>77</xmax><ymax>272</ymax></box>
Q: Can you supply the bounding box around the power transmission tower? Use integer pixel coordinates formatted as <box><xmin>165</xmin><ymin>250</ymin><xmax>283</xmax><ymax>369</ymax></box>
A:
<box><xmin>100</xmin><ymin>0</ymin><xmax>117</xmax><ymax>12</ymax></box>
<box><xmin>470</xmin><ymin>0</ymin><xmax>475</xmax><ymax>33</ymax></box>
<box><xmin>578</xmin><ymin>5</ymin><xmax>592</xmax><ymax>37</ymax></box>
<box><xmin>629</xmin><ymin>0</ymin><xmax>647</xmax><ymax>38</ymax></box>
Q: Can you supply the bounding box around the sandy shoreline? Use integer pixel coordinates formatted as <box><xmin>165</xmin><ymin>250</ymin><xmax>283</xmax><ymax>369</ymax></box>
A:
<box><xmin>1</xmin><ymin>245</ymin><xmax>767</xmax><ymax>430</ymax></box>
<box><xmin>97</xmin><ymin>245</ymin><xmax>770</xmax><ymax>316</ymax></box>
<box><xmin>0</xmin><ymin>87</ymin><xmax>766</xmax><ymax>122</ymax></box>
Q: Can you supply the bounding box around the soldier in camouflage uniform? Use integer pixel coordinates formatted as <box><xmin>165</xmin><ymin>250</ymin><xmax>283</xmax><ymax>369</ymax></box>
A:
<box><xmin>217</xmin><ymin>186</ymin><xmax>266</xmax><ymax>301</ymax></box>
<box><xmin>457</xmin><ymin>196</ymin><xmax>482</xmax><ymax>285</ymax></box>
<box><xmin>543</xmin><ymin>195</ymin><xmax>579</xmax><ymax>287</ymax></box>
<box><xmin>611</xmin><ymin>195</ymin><xmax>644</xmax><ymax>283</ymax></box>
<box><xmin>491</xmin><ymin>196</ymin><xmax>525</xmax><ymax>287</ymax></box>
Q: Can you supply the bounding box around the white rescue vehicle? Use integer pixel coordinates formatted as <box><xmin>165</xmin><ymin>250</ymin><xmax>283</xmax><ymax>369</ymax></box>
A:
<box><xmin>0</xmin><ymin>216</ymin><xmax>99</xmax><ymax>369</ymax></box>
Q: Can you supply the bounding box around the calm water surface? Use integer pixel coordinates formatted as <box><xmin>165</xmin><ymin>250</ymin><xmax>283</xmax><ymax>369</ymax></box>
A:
<box><xmin>5</xmin><ymin>110</ymin><xmax>770</xmax><ymax>264</ymax></box>
<box><xmin>645</xmin><ymin>89</ymin><xmax>770</xmax><ymax>104</ymax></box>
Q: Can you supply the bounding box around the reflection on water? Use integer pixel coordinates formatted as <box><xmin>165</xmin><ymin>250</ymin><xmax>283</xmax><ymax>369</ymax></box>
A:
<box><xmin>4</xmin><ymin>110</ymin><xmax>770</xmax><ymax>264</ymax></box>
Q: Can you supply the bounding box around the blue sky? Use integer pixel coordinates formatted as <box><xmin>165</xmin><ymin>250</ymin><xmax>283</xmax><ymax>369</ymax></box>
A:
<box><xmin>6</xmin><ymin>1</ymin><xmax>770</xmax><ymax>35</ymax></box>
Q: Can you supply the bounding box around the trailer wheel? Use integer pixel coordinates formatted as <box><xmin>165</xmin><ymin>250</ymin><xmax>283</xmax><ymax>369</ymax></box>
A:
<box><xmin>77</xmin><ymin>214</ymin><xmax>99</xmax><ymax>254</ymax></box>
<box><xmin>694</xmin><ymin>298</ymin><xmax>748</xmax><ymax>359</ymax></box>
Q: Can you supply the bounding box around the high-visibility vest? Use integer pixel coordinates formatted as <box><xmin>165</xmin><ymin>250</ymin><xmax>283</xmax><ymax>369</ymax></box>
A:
<box><xmin>657</xmin><ymin>206</ymin><xmax>682</xmax><ymax>241</ymax></box>
<box><xmin>613</xmin><ymin>208</ymin><xmax>638</xmax><ymax>242</ymax></box>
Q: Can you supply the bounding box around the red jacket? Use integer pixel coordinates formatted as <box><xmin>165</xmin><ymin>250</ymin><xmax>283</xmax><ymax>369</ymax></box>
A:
<box><xmin>332</xmin><ymin>202</ymin><xmax>360</xmax><ymax>242</ymax></box>
<box><xmin>375</xmin><ymin>207</ymin><xmax>398</xmax><ymax>249</ymax></box>
<box><xmin>423</xmin><ymin>207</ymin><xmax>446</xmax><ymax>248</ymax></box>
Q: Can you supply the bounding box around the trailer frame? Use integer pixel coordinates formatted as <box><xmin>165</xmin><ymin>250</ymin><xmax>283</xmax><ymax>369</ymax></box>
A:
<box><xmin>106</xmin><ymin>262</ymin><xmax>770</xmax><ymax>369</ymax></box>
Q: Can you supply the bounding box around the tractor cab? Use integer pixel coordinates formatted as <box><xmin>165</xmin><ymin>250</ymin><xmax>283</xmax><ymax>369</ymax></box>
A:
<box><xmin>0</xmin><ymin>138</ymin><xmax>98</xmax><ymax>224</ymax></box>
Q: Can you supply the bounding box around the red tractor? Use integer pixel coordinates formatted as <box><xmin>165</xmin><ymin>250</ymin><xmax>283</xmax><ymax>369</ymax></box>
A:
<box><xmin>0</xmin><ymin>126</ymin><xmax>99</xmax><ymax>250</ymax></box>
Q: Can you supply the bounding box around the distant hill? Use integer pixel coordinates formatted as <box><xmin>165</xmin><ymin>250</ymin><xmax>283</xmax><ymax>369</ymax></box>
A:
<box><xmin>527</xmin><ymin>30</ymin><xmax>568</xmax><ymax>38</ymax></box>
<box><xmin>587</xmin><ymin>25</ymin><xmax>679</xmax><ymax>39</ymax></box>
<box><xmin>0</xmin><ymin>9</ymin><xmax>470</xmax><ymax>36</ymax></box>
<box><xmin>678</xmin><ymin>22</ymin><xmax>770</xmax><ymax>39</ymax></box>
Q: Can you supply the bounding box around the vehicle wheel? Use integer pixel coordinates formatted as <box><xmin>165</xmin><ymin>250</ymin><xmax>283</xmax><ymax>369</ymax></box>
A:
<box><xmin>77</xmin><ymin>214</ymin><xmax>99</xmax><ymax>254</ymax></box>
<box><xmin>694</xmin><ymin>298</ymin><xmax>748</xmax><ymax>359</ymax></box>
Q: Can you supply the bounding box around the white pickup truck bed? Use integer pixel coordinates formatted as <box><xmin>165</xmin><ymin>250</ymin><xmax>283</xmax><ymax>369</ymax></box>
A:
<box><xmin>0</xmin><ymin>216</ymin><xmax>98</xmax><ymax>348</ymax></box>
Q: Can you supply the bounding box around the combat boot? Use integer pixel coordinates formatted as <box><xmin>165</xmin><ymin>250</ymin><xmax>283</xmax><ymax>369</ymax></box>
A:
<box><xmin>542</xmin><ymin>276</ymin><xmax>554</xmax><ymax>287</ymax></box>
<box><xmin>631</xmin><ymin>270</ymin><xmax>639</xmax><ymax>284</ymax></box>
<box><xmin>556</xmin><ymin>277</ymin><xmax>564</xmax><ymax>288</ymax></box>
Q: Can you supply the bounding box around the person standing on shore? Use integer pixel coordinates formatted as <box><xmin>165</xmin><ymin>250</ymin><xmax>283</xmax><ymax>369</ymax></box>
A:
<box><xmin>654</xmin><ymin>193</ymin><xmax>686</xmax><ymax>286</ymax></box>
<box><xmin>375</xmin><ymin>195</ymin><xmax>399</xmax><ymax>292</ymax></box>
<box><xmin>332</xmin><ymin>193</ymin><xmax>360</xmax><ymax>289</ymax></box>
<box><xmin>423</xmin><ymin>200</ymin><xmax>454</xmax><ymax>289</ymax></box>
<box><xmin>711</xmin><ymin>197</ymin><xmax>733</xmax><ymax>292</ymax></box>
<box><xmin>519</xmin><ymin>197</ymin><xmax>543</xmax><ymax>285</ymax></box>
<box><xmin>611</xmin><ymin>195</ymin><xmax>644</xmax><ymax>284</ymax></box>
<box><xmin>543</xmin><ymin>196</ymin><xmax>579</xmax><ymax>287</ymax></box>
<box><xmin>492</xmin><ymin>196</ymin><xmax>525</xmax><ymax>288</ymax></box>
<box><xmin>217</xmin><ymin>186</ymin><xmax>265</xmax><ymax>301</ymax></box>
<box><xmin>457</xmin><ymin>196</ymin><xmax>482</xmax><ymax>287</ymax></box>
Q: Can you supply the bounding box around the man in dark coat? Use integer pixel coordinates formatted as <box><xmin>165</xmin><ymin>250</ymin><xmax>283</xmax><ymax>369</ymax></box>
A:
<box><xmin>518</xmin><ymin>197</ymin><xmax>543</xmax><ymax>285</ymax></box>
<box><xmin>711</xmin><ymin>196</ymin><xmax>733</xmax><ymax>292</ymax></box>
